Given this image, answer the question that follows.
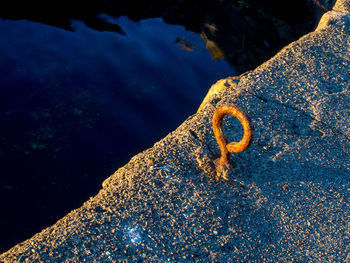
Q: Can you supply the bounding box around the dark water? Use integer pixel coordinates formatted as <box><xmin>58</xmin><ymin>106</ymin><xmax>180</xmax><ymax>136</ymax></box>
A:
<box><xmin>0</xmin><ymin>16</ymin><xmax>234</xmax><ymax>252</ymax></box>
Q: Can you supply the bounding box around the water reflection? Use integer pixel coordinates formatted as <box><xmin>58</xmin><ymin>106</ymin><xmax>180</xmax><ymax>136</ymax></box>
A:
<box><xmin>0</xmin><ymin>16</ymin><xmax>234</xmax><ymax>251</ymax></box>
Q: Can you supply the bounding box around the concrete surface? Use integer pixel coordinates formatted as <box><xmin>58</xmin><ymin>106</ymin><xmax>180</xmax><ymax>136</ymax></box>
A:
<box><xmin>1</xmin><ymin>0</ymin><xmax>349</xmax><ymax>262</ymax></box>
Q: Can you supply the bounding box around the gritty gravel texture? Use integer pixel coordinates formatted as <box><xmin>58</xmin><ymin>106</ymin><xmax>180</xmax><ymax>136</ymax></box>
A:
<box><xmin>1</xmin><ymin>1</ymin><xmax>349</xmax><ymax>262</ymax></box>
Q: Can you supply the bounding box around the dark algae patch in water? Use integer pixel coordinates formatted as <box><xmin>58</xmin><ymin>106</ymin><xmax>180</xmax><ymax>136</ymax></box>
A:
<box><xmin>0</xmin><ymin>0</ymin><xmax>334</xmax><ymax>253</ymax></box>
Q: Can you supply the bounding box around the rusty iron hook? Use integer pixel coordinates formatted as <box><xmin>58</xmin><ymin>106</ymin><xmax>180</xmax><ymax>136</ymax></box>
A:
<box><xmin>212</xmin><ymin>105</ymin><xmax>254</xmax><ymax>168</ymax></box>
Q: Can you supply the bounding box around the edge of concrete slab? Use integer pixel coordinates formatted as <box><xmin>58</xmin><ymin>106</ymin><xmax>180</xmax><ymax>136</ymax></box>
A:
<box><xmin>1</xmin><ymin>0</ymin><xmax>349</xmax><ymax>261</ymax></box>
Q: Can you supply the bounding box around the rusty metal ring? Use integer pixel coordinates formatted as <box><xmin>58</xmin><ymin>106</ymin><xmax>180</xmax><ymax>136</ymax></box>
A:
<box><xmin>212</xmin><ymin>105</ymin><xmax>254</xmax><ymax>166</ymax></box>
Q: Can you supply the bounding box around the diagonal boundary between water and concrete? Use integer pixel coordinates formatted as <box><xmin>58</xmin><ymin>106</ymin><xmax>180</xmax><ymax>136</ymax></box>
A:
<box><xmin>1</xmin><ymin>0</ymin><xmax>349</xmax><ymax>262</ymax></box>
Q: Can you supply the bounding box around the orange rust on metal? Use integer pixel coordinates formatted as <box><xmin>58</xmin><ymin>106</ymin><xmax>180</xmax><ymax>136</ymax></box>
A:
<box><xmin>212</xmin><ymin>105</ymin><xmax>253</xmax><ymax>167</ymax></box>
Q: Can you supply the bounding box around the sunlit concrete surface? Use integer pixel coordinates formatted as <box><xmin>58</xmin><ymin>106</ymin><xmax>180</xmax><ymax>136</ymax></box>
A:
<box><xmin>1</xmin><ymin>0</ymin><xmax>349</xmax><ymax>261</ymax></box>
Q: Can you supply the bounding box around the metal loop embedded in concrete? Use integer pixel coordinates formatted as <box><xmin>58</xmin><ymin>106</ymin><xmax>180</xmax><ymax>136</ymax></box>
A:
<box><xmin>212</xmin><ymin>105</ymin><xmax>254</xmax><ymax>166</ymax></box>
